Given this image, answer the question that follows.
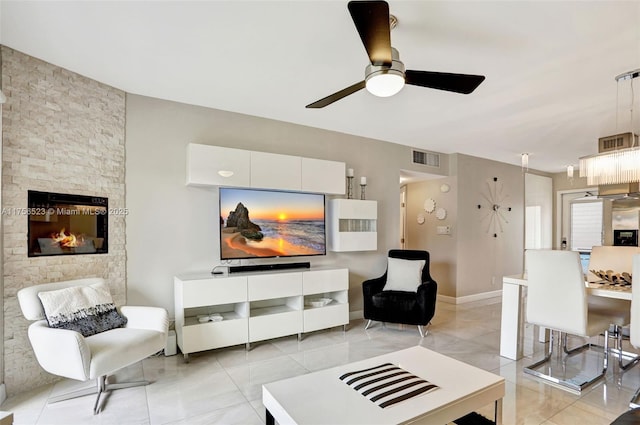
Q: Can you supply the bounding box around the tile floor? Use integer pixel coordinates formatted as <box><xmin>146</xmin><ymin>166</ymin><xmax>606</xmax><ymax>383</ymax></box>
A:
<box><xmin>2</xmin><ymin>297</ymin><xmax>640</xmax><ymax>424</ymax></box>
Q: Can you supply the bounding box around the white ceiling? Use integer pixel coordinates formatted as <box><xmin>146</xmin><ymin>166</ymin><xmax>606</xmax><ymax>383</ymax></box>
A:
<box><xmin>1</xmin><ymin>1</ymin><xmax>639</xmax><ymax>173</ymax></box>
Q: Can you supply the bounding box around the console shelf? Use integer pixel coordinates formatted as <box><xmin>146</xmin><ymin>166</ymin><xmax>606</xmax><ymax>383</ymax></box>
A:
<box><xmin>174</xmin><ymin>267</ymin><xmax>348</xmax><ymax>360</ymax></box>
<box><xmin>250</xmin><ymin>304</ymin><xmax>297</xmax><ymax>317</ymax></box>
<box><xmin>183</xmin><ymin>310</ymin><xmax>244</xmax><ymax>326</ymax></box>
<box><xmin>328</xmin><ymin>199</ymin><xmax>377</xmax><ymax>252</ymax></box>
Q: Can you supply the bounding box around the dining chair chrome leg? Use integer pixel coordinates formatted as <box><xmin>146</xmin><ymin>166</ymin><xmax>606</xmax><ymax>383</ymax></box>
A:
<box><xmin>612</xmin><ymin>325</ymin><xmax>640</xmax><ymax>371</ymax></box>
<box><xmin>525</xmin><ymin>329</ymin><xmax>555</xmax><ymax>370</ymax></box>
<box><xmin>562</xmin><ymin>332</ymin><xmax>603</xmax><ymax>355</ymax></box>
<box><xmin>603</xmin><ymin>329</ymin><xmax>610</xmax><ymax>372</ymax></box>
<box><xmin>630</xmin><ymin>385</ymin><xmax>640</xmax><ymax>409</ymax></box>
<box><xmin>524</xmin><ymin>330</ymin><xmax>608</xmax><ymax>393</ymax></box>
<box><xmin>364</xmin><ymin>319</ymin><xmax>373</xmax><ymax>330</ymax></box>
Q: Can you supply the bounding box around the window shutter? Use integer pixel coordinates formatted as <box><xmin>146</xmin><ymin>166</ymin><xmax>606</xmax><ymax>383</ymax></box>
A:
<box><xmin>570</xmin><ymin>200</ymin><xmax>603</xmax><ymax>251</ymax></box>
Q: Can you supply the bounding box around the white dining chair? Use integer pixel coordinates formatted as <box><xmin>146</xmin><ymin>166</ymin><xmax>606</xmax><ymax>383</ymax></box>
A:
<box><xmin>628</xmin><ymin>254</ymin><xmax>640</xmax><ymax>408</ymax></box>
<box><xmin>524</xmin><ymin>250</ymin><xmax>627</xmax><ymax>393</ymax></box>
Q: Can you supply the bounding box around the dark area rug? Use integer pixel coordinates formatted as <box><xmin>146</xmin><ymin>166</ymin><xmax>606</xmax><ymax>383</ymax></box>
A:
<box><xmin>453</xmin><ymin>412</ymin><xmax>495</xmax><ymax>425</ymax></box>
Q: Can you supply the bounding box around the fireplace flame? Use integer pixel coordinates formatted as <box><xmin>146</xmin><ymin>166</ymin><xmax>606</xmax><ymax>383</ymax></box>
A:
<box><xmin>50</xmin><ymin>228</ymin><xmax>84</xmax><ymax>248</ymax></box>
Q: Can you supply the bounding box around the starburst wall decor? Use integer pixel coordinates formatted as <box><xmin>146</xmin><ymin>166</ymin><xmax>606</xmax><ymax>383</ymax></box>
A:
<box><xmin>477</xmin><ymin>177</ymin><xmax>511</xmax><ymax>237</ymax></box>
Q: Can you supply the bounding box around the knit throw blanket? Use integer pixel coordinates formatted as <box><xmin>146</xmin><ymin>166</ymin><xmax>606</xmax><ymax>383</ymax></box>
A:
<box><xmin>38</xmin><ymin>281</ymin><xmax>127</xmax><ymax>337</ymax></box>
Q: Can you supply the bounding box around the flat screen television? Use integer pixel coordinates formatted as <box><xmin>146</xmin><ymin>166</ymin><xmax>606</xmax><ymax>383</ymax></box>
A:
<box><xmin>219</xmin><ymin>187</ymin><xmax>326</xmax><ymax>260</ymax></box>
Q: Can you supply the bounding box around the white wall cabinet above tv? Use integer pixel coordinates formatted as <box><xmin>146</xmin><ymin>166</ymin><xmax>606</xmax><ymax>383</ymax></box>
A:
<box><xmin>250</xmin><ymin>151</ymin><xmax>301</xmax><ymax>191</ymax></box>
<box><xmin>328</xmin><ymin>199</ymin><xmax>378</xmax><ymax>252</ymax></box>
<box><xmin>187</xmin><ymin>144</ymin><xmax>251</xmax><ymax>187</ymax></box>
<box><xmin>186</xmin><ymin>143</ymin><xmax>345</xmax><ymax>194</ymax></box>
<box><xmin>174</xmin><ymin>267</ymin><xmax>349</xmax><ymax>360</ymax></box>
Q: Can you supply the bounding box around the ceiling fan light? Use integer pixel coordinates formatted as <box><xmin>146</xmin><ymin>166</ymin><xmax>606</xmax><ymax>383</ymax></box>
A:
<box><xmin>365</xmin><ymin>71</ymin><xmax>405</xmax><ymax>97</ymax></box>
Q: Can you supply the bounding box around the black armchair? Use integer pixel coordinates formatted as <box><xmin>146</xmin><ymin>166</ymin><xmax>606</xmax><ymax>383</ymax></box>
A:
<box><xmin>362</xmin><ymin>249</ymin><xmax>437</xmax><ymax>337</ymax></box>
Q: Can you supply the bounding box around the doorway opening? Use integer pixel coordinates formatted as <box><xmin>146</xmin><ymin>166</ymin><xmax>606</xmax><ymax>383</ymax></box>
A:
<box><xmin>399</xmin><ymin>169</ymin><xmax>448</xmax><ymax>249</ymax></box>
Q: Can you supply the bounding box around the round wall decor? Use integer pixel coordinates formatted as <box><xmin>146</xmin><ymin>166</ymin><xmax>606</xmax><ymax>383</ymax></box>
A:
<box><xmin>435</xmin><ymin>207</ymin><xmax>447</xmax><ymax>220</ymax></box>
<box><xmin>440</xmin><ymin>183</ymin><xmax>450</xmax><ymax>193</ymax></box>
<box><xmin>424</xmin><ymin>198</ymin><xmax>436</xmax><ymax>213</ymax></box>
<box><xmin>417</xmin><ymin>213</ymin><xmax>425</xmax><ymax>224</ymax></box>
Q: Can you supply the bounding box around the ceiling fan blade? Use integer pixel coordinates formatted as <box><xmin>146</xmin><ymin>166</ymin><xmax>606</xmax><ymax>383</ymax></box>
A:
<box><xmin>405</xmin><ymin>70</ymin><xmax>485</xmax><ymax>94</ymax></box>
<box><xmin>306</xmin><ymin>81</ymin><xmax>366</xmax><ymax>109</ymax></box>
<box><xmin>348</xmin><ymin>1</ymin><xmax>392</xmax><ymax>66</ymax></box>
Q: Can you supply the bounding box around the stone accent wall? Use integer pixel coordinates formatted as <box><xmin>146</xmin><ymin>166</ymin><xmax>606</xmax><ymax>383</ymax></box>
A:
<box><xmin>1</xmin><ymin>46</ymin><xmax>126</xmax><ymax>395</ymax></box>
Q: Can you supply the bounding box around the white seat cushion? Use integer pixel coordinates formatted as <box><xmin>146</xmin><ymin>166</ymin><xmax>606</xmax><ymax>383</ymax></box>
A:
<box><xmin>86</xmin><ymin>327</ymin><xmax>166</xmax><ymax>379</ymax></box>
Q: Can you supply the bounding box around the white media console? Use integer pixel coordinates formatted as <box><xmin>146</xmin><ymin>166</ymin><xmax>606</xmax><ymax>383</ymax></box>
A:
<box><xmin>174</xmin><ymin>267</ymin><xmax>349</xmax><ymax>360</ymax></box>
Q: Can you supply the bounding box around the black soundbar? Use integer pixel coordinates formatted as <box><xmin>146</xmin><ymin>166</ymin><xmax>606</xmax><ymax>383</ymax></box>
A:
<box><xmin>228</xmin><ymin>262</ymin><xmax>311</xmax><ymax>274</ymax></box>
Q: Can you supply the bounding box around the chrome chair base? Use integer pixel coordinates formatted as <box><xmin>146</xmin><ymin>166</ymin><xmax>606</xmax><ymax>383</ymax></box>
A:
<box><xmin>364</xmin><ymin>320</ymin><xmax>430</xmax><ymax>337</ymax></box>
<box><xmin>610</xmin><ymin>325</ymin><xmax>640</xmax><ymax>371</ymax></box>
<box><xmin>48</xmin><ymin>375</ymin><xmax>150</xmax><ymax>415</ymax></box>
<box><xmin>524</xmin><ymin>329</ymin><xmax>609</xmax><ymax>394</ymax></box>
<box><xmin>631</xmin><ymin>386</ymin><xmax>640</xmax><ymax>409</ymax></box>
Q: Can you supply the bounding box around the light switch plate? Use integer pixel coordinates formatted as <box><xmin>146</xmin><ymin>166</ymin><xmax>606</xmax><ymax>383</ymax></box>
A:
<box><xmin>437</xmin><ymin>225</ymin><xmax>451</xmax><ymax>235</ymax></box>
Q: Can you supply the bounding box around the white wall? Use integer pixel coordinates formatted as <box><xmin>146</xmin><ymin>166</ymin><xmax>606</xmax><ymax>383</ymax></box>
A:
<box><xmin>405</xmin><ymin>155</ymin><xmax>525</xmax><ymax>299</ymax></box>
<box><xmin>405</xmin><ymin>176</ymin><xmax>458</xmax><ymax>297</ymax></box>
<box><xmin>454</xmin><ymin>154</ymin><xmax>525</xmax><ymax>298</ymax></box>
<box><xmin>125</xmin><ymin>94</ymin><xmax>448</xmax><ymax>318</ymax></box>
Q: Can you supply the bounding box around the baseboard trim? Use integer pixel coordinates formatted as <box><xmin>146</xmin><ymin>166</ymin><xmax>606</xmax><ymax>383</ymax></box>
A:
<box><xmin>437</xmin><ymin>290</ymin><xmax>502</xmax><ymax>305</ymax></box>
<box><xmin>351</xmin><ymin>290</ymin><xmax>502</xmax><ymax>316</ymax></box>
<box><xmin>349</xmin><ymin>310</ymin><xmax>364</xmax><ymax>321</ymax></box>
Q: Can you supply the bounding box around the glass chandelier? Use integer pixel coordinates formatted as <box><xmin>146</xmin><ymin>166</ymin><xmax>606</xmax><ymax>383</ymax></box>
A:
<box><xmin>579</xmin><ymin>146</ymin><xmax>640</xmax><ymax>185</ymax></box>
<box><xmin>579</xmin><ymin>69</ymin><xmax>639</xmax><ymax>185</ymax></box>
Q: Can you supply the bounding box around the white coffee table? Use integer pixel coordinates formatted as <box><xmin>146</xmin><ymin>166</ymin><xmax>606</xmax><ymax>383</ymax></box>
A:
<box><xmin>263</xmin><ymin>346</ymin><xmax>504</xmax><ymax>425</ymax></box>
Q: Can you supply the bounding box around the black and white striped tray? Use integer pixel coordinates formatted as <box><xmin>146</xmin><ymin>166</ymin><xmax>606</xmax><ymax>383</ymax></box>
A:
<box><xmin>339</xmin><ymin>363</ymin><xmax>439</xmax><ymax>409</ymax></box>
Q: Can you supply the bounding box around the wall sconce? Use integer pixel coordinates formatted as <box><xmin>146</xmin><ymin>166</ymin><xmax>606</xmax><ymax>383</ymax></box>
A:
<box><xmin>217</xmin><ymin>170</ymin><xmax>234</xmax><ymax>178</ymax></box>
<box><xmin>566</xmin><ymin>165</ymin><xmax>574</xmax><ymax>179</ymax></box>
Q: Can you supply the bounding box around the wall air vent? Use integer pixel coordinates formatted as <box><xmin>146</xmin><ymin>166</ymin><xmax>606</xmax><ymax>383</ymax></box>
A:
<box><xmin>598</xmin><ymin>132</ymin><xmax>638</xmax><ymax>153</ymax></box>
<box><xmin>411</xmin><ymin>149</ymin><xmax>440</xmax><ymax>167</ymax></box>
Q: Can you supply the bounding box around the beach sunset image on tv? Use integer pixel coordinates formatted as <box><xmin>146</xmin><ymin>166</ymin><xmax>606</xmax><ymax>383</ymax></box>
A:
<box><xmin>219</xmin><ymin>188</ymin><xmax>326</xmax><ymax>260</ymax></box>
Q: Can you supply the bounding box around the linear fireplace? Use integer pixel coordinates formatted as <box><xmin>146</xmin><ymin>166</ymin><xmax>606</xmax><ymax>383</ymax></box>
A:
<box><xmin>27</xmin><ymin>191</ymin><xmax>108</xmax><ymax>257</ymax></box>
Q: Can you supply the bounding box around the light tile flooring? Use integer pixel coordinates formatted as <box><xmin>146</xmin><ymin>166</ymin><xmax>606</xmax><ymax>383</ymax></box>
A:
<box><xmin>3</xmin><ymin>298</ymin><xmax>640</xmax><ymax>424</ymax></box>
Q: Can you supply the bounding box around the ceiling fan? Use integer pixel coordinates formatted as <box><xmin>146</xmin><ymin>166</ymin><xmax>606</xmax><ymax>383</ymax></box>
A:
<box><xmin>306</xmin><ymin>0</ymin><xmax>485</xmax><ymax>109</ymax></box>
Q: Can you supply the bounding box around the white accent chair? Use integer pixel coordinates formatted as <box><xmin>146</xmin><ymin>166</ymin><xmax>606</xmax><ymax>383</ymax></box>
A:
<box><xmin>587</xmin><ymin>246</ymin><xmax>640</xmax><ymax>369</ymax></box>
<box><xmin>17</xmin><ymin>277</ymin><xmax>169</xmax><ymax>414</ymax></box>
<box><xmin>524</xmin><ymin>250</ymin><xmax>625</xmax><ymax>393</ymax></box>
